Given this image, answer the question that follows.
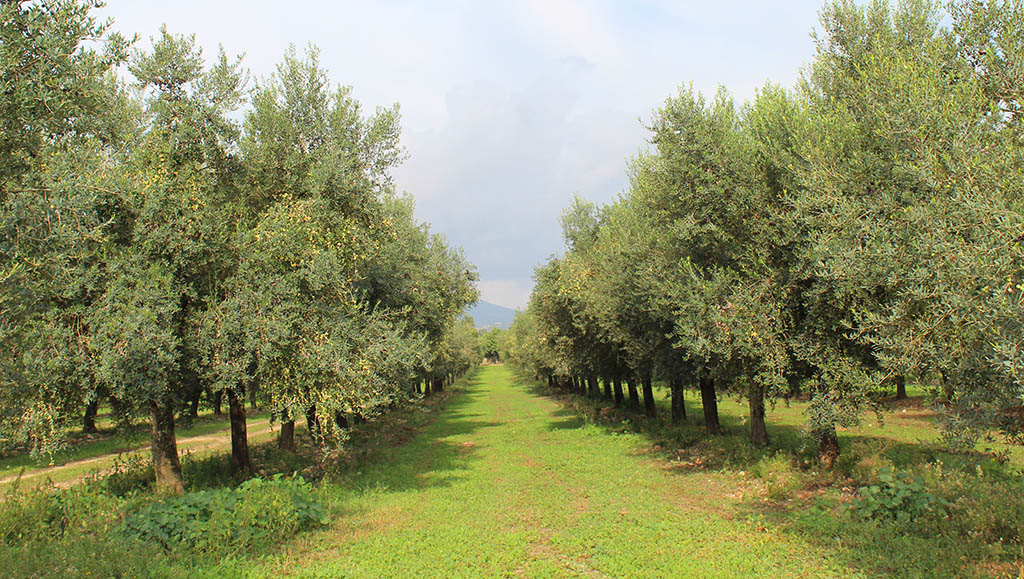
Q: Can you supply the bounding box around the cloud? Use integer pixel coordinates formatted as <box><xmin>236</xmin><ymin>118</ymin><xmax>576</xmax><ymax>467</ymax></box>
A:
<box><xmin>395</xmin><ymin>56</ymin><xmax>642</xmax><ymax>287</ymax></box>
<box><xmin>477</xmin><ymin>280</ymin><xmax>535</xmax><ymax>310</ymax></box>
<box><xmin>522</xmin><ymin>0</ymin><xmax>621</xmax><ymax>67</ymax></box>
<box><xmin>98</xmin><ymin>0</ymin><xmax>825</xmax><ymax>307</ymax></box>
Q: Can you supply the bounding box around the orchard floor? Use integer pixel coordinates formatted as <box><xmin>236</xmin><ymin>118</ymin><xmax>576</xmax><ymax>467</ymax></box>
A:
<box><xmin>214</xmin><ymin>365</ymin><xmax>863</xmax><ymax>578</ymax></box>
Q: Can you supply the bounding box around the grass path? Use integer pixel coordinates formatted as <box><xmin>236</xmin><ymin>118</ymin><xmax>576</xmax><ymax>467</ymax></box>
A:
<box><xmin>214</xmin><ymin>365</ymin><xmax>859</xmax><ymax>578</ymax></box>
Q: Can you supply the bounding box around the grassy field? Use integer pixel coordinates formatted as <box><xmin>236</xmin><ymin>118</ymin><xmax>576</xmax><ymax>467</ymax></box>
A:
<box><xmin>2</xmin><ymin>365</ymin><xmax>1020</xmax><ymax>577</ymax></box>
<box><xmin>191</xmin><ymin>365</ymin><xmax>838</xmax><ymax>577</ymax></box>
<box><xmin>201</xmin><ymin>364</ymin><xmax>999</xmax><ymax>578</ymax></box>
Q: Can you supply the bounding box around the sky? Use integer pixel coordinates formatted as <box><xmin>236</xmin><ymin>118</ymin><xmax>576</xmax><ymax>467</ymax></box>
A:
<box><xmin>97</xmin><ymin>0</ymin><xmax>827</xmax><ymax>310</ymax></box>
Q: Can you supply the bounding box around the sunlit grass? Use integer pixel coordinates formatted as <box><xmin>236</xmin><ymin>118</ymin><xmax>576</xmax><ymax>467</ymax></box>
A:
<box><xmin>641</xmin><ymin>381</ymin><xmax>1024</xmax><ymax>470</ymax></box>
<box><xmin>2</xmin><ymin>367</ymin><xmax>1019</xmax><ymax>576</ymax></box>
<box><xmin>208</xmin><ymin>366</ymin><xmax>857</xmax><ymax>578</ymax></box>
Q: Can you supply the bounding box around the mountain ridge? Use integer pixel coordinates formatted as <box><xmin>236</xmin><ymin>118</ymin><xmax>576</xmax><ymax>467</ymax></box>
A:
<box><xmin>465</xmin><ymin>301</ymin><xmax>516</xmax><ymax>329</ymax></box>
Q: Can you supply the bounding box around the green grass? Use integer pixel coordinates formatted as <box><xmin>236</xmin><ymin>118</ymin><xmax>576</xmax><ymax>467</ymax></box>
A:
<box><xmin>518</xmin><ymin>378</ymin><xmax>1024</xmax><ymax>578</ymax></box>
<box><xmin>3</xmin><ymin>366</ymin><xmax>1021</xmax><ymax>577</ymax></box>
<box><xmin>198</xmin><ymin>366</ymin><xmax>863</xmax><ymax>577</ymax></box>
<box><xmin>642</xmin><ymin>381</ymin><xmax>1024</xmax><ymax>470</ymax></box>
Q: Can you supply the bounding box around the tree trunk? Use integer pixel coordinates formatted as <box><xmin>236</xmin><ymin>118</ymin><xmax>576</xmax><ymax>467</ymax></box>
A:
<box><xmin>433</xmin><ymin>377</ymin><xmax>444</xmax><ymax>393</ymax></box>
<box><xmin>187</xmin><ymin>386</ymin><xmax>201</xmax><ymax>419</ymax></box>
<box><xmin>306</xmin><ymin>405</ymin><xmax>320</xmax><ymax>440</ymax></box>
<box><xmin>749</xmin><ymin>384</ymin><xmax>768</xmax><ymax>446</ymax></box>
<box><xmin>227</xmin><ymin>390</ymin><xmax>251</xmax><ymax>475</ymax></box>
<box><xmin>699</xmin><ymin>372</ymin><xmax>721</xmax><ymax>434</ymax></box>
<box><xmin>335</xmin><ymin>412</ymin><xmax>349</xmax><ymax>429</ymax></box>
<box><xmin>182</xmin><ymin>369</ymin><xmax>201</xmax><ymax>420</ymax></box>
<box><xmin>895</xmin><ymin>375</ymin><xmax>907</xmax><ymax>400</ymax></box>
<box><xmin>670</xmin><ymin>379</ymin><xmax>686</xmax><ymax>424</ymax></box>
<box><xmin>603</xmin><ymin>378</ymin><xmax>612</xmax><ymax>400</ymax></box>
<box><xmin>83</xmin><ymin>398</ymin><xmax>99</xmax><ymax>434</ymax></box>
<box><xmin>547</xmin><ymin>375</ymin><xmax>555</xmax><ymax>388</ymax></box>
<box><xmin>587</xmin><ymin>376</ymin><xmax>598</xmax><ymax>398</ymax></box>
<box><xmin>626</xmin><ymin>378</ymin><xmax>640</xmax><ymax>409</ymax></box>
<box><xmin>278</xmin><ymin>419</ymin><xmax>295</xmax><ymax>452</ymax></box>
<box><xmin>817</xmin><ymin>426</ymin><xmax>840</xmax><ymax>469</ymax></box>
<box><xmin>641</xmin><ymin>373</ymin><xmax>657</xmax><ymax>418</ymax></box>
<box><xmin>613</xmin><ymin>378</ymin><xmax>624</xmax><ymax>406</ymax></box>
<box><xmin>423</xmin><ymin>378</ymin><xmax>432</xmax><ymax>397</ymax></box>
<box><xmin>213</xmin><ymin>390</ymin><xmax>223</xmax><ymax>416</ymax></box>
<box><xmin>149</xmin><ymin>400</ymin><xmax>184</xmax><ymax>494</ymax></box>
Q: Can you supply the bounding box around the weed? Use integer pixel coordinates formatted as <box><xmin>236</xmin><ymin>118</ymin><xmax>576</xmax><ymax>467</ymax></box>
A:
<box><xmin>752</xmin><ymin>453</ymin><xmax>802</xmax><ymax>501</ymax></box>
<box><xmin>119</xmin><ymin>475</ymin><xmax>328</xmax><ymax>557</ymax></box>
<box><xmin>84</xmin><ymin>452</ymin><xmax>153</xmax><ymax>496</ymax></box>
<box><xmin>852</xmin><ymin>467</ymin><xmax>947</xmax><ymax>523</ymax></box>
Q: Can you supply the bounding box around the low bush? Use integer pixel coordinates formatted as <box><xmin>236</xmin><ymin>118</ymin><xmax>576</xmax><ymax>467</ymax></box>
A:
<box><xmin>845</xmin><ymin>460</ymin><xmax>1024</xmax><ymax>556</ymax></box>
<box><xmin>751</xmin><ymin>453</ymin><xmax>802</xmax><ymax>501</ymax></box>
<box><xmin>0</xmin><ymin>482</ymin><xmax>124</xmax><ymax>545</ymax></box>
<box><xmin>922</xmin><ymin>461</ymin><xmax>1024</xmax><ymax>550</ymax></box>
<box><xmin>119</xmin><ymin>474</ymin><xmax>328</xmax><ymax>556</ymax></box>
<box><xmin>87</xmin><ymin>453</ymin><xmax>153</xmax><ymax>496</ymax></box>
<box><xmin>852</xmin><ymin>467</ymin><xmax>946</xmax><ymax>523</ymax></box>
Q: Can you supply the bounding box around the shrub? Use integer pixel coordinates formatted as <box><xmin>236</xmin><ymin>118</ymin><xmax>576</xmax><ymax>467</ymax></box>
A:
<box><xmin>751</xmin><ymin>453</ymin><xmax>802</xmax><ymax>500</ymax></box>
<box><xmin>85</xmin><ymin>453</ymin><xmax>154</xmax><ymax>496</ymax></box>
<box><xmin>923</xmin><ymin>462</ymin><xmax>1024</xmax><ymax>549</ymax></box>
<box><xmin>119</xmin><ymin>475</ymin><xmax>328</xmax><ymax>556</ymax></box>
<box><xmin>852</xmin><ymin>467</ymin><xmax>946</xmax><ymax>523</ymax></box>
<box><xmin>0</xmin><ymin>482</ymin><xmax>122</xmax><ymax>544</ymax></box>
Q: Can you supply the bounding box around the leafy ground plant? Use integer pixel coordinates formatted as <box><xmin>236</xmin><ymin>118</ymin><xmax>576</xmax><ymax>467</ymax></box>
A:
<box><xmin>852</xmin><ymin>467</ymin><xmax>947</xmax><ymax>522</ymax></box>
<box><xmin>119</xmin><ymin>475</ymin><xmax>328</xmax><ymax>556</ymax></box>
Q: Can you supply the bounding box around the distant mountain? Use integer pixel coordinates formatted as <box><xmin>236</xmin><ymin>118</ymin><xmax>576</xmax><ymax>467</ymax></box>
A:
<box><xmin>465</xmin><ymin>301</ymin><xmax>516</xmax><ymax>329</ymax></box>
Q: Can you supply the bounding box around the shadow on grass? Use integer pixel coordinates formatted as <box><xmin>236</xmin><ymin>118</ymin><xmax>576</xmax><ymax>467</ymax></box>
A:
<box><xmin>325</xmin><ymin>369</ymin><xmax>502</xmax><ymax>498</ymax></box>
<box><xmin>519</xmin><ymin>378</ymin><xmax>1021</xmax><ymax>578</ymax></box>
<box><xmin>529</xmin><ymin>381</ymin><xmax>1003</xmax><ymax>474</ymax></box>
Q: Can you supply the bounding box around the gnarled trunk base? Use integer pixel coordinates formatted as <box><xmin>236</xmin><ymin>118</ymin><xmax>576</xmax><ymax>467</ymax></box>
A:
<box><xmin>817</xmin><ymin>427</ymin><xmax>840</xmax><ymax>469</ymax></box>
<box><xmin>699</xmin><ymin>373</ymin><xmax>721</xmax><ymax>434</ymax></box>
<box><xmin>228</xmin><ymin>390</ymin><xmax>251</xmax><ymax>475</ymax></box>
<box><xmin>83</xmin><ymin>399</ymin><xmax>99</xmax><ymax>434</ymax></box>
<box><xmin>612</xmin><ymin>379</ymin><xmax>624</xmax><ymax>406</ymax></box>
<box><xmin>278</xmin><ymin>419</ymin><xmax>295</xmax><ymax>451</ymax></box>
<box><xmin>149</xmin><ymin>401</ymin><xmax>183</xmax><ymax>494</ymax></box>
<box><xmin>749</xmin><ymin>384</ymin><xmax>768</xmax><ymax>446</ymax></box>
<box><xmin>626</xmin><ymin>379</ymin><xmax>640</xmax><ymax>409</ymax></box>
<box><xmin>670</xmin><ymin>379</ymin><xmax>686</xmax><ymax>424</ymax></box>
<box><xmin>641</xmin><ymin>374</ymin><xmax>657</xmax><ymax>418</ymax></box>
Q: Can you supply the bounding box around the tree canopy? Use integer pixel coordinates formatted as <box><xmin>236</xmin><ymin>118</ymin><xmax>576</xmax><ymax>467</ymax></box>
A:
<box><xmin>0</xmin><ymin>2</ymin><xmax>480</xmax><ymax>491</ymax></box>
<box><xmin>507</xmin><ymin>0</ymin><xmax>1024</xmax><ymax>465</ymax></box>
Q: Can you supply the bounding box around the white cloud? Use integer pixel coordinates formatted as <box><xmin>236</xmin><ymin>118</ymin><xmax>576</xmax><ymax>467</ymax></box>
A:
<box><xmin>478</xmin><ymin>280</ymin><xmax>535</xmax><ymax>310</ymax></box>
<box><xmin>522</xmin><ymin>0</ymin><xmax>621</xmax><ymax>67</ymax></box>
<box><xmin>97</xmin><ymin>0</ymin><xmax>824</xmax><ymax>304</ymax></box>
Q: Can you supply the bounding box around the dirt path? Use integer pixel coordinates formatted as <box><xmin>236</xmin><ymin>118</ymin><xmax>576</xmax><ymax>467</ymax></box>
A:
<box><xmin>1</xmin><ymin>416</ymin><xmax>286</xmax><ymax>488</ymax></box>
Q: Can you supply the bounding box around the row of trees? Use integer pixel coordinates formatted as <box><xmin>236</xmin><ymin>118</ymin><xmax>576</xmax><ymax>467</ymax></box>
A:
<box><xmin>0</xmin><ymin>1</ymin><xmax>479</xmax><ymax>492</ymax></box>
<box><xmin>507</xmin><ymin>0</ymin><xmax>1023</xmax><ymax>465</ymax></box>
